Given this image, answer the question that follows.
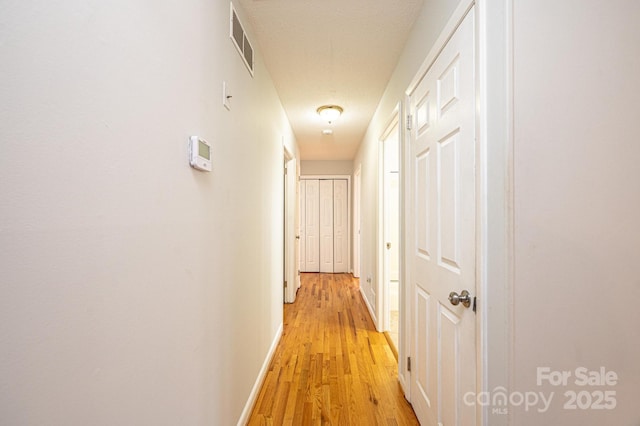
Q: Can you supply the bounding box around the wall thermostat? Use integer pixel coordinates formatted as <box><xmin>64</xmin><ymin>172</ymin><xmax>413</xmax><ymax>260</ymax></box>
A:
<box><xmin>189</xmin><ymin>136</ymin><xmax>212</xmax><ymax>172</ymax></box>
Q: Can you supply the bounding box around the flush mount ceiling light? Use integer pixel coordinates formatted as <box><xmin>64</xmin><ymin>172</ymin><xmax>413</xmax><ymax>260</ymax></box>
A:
<box><xmin>322</xmin><ymin>129</ymin><xmax>333</xmax><ymax>135</ymax></box>
<box><xmin>317</xmin><ymin>105</ymin><xmax>343</xmax><ymax>124</ymax></box>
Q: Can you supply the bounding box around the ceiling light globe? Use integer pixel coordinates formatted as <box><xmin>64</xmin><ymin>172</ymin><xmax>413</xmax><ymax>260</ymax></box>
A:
<box><xmin>317</xmin><ymin>105</ymin><xmax>343</xmax><ymax>123</ymax></box>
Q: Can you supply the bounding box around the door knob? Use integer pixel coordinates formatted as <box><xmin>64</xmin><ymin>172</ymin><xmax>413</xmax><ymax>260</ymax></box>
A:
<box><xmin>448</xmin><ymin>290</ymin><xmax>472</xmax><ymax>308</ymax></box>
<box><xmin>386</xmin><ymin>242</ymin><xmax>391</xmax><ymax>249</ymax></box>
<box><xmin>295</xmin><ymin>235</ymin><xmax>300</xmax><ymax>240</ymax></box>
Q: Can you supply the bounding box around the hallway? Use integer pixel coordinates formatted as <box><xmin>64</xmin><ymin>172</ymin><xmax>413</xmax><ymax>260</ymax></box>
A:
<box><xmin>248</xmin><ymin>273</ymin><xmax>418</xmax><ymax>425</ymax></box>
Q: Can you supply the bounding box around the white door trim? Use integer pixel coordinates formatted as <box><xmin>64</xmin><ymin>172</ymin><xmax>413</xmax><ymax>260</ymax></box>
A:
<box><xmin>475</xmin><ymin>0</ymin><xmax>514</xmax><ymax>425</ymax></box>
<box><xmin>353</xmin><ymin>165</ymin><xmax>362</xmax><ymax>278</ymax></box>
<box><xmin>284</xmin><ymin>145</ymin><xmax>298</xmax><ymax>303</ymax></box>
<box><xmin>377</xmin><ymin>105</ymin><xmax>401</xmax><ymax>335</ymax></box>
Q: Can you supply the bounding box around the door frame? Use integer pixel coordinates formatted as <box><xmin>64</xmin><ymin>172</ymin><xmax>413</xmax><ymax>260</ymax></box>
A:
<box><xmin>377</xmin><ymin>105</ymin><xmax>401</xmax><ymax>335</ymax></box>
<box><xmin>353</xmin><ymin>165</ymin><xmax>361</xmax><ymax>278</ymax></box>
<box><xmin>475</xmin><ymin>0</ymin><xmax>514</xmax><ymax>424</ymax></box>
<box><xmin>284</xmin><ymin>145</ymin><xmax>299</xmax><ymax>303</ymax></box>
<box><xmin>401</xmin><ymin>0</ymin><xmax>514</xmax><ymax>423</ymax></box>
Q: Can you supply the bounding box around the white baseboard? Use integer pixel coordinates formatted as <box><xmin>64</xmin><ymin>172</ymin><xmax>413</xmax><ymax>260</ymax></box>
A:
<box><xmin>399</xmin><ymin>370</ymin><xmax>409</xmax><ymax>398</ymax></box>
<box><xmin>359</xmin><ymin>287</ymin><xmax>380</xmax><ymax>331</ymax></box>
<box><xmin>236</xmin><ymin>322</ymin><xmax>283</xmax><ymax>426</ymax></box>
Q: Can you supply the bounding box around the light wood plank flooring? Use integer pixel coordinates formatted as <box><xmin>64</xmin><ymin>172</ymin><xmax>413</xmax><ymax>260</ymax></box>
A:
<box><xmin>247</xmin><ymin>273</ymin><xmax>418</xmax><ymax>425</ymax></box>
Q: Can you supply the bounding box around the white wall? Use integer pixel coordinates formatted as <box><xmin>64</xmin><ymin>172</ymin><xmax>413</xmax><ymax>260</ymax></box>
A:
<box><xmin>511</xmin><ymin>1</ymin><xmax>640</xmax><ymax>423</ymax></box>
<box><xmin>0</xmin><ymin>1</ymin><xmax>297</xmax><ymax>424</ymax></box>
<box><xmin>300</xmin><ymin>160</ymin><xmax>353</xmax><ymax>176</ymax></box>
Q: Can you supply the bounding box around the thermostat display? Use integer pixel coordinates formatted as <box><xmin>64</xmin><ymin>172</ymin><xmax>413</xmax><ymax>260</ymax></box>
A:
<box><xmin>189</xmin><ymin>136</ymin><xmax>212</xmax><ymax>172</ymax></box>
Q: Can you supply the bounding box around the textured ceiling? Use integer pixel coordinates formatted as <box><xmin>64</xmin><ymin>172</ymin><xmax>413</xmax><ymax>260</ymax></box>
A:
<box><xmin>236</xmin><ymin>0</ymin><xmax>424</xmax><ymax>160</ymax></box>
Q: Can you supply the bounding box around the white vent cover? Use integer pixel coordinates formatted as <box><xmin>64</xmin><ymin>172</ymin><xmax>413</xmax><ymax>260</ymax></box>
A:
<box><xmin>230</xmin><ymin>3</ymin><xmax>254</xmax><ymax>75</ymax></box>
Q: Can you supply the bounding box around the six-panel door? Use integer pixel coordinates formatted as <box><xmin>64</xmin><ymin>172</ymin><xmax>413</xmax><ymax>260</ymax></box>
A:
<box><xmin>409</xmin><ymin>8</ymin><xmax>477</xmax><ymax>426</ymax></box>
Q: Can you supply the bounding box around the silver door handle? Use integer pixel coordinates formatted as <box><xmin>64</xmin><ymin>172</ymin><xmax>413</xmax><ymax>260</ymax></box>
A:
<box><xmin>448</xmin><ymin>290</ymin><xmax>471</xmax><ymax>308</ymax></box>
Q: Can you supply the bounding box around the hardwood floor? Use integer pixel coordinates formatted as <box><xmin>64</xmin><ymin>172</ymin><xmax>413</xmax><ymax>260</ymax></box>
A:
<box><xmin>247</xmin><ymin>273</ymin><xmax>419</xmax><ymax>425</ymax></box>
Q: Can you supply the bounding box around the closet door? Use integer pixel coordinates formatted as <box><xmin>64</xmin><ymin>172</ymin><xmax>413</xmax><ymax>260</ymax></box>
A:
<box><xmin>333</xmin><ymin>179</ymin><xmax>348</xmax><ymax>273</ymax></box>
<box><xmin>304</xmin><ymin>179</ymin><xmax>320</xmax><ymax>272</ymax></box>
<box><xmin>299</xmin><ymin>180</ymin><xmax>306</xmax><ymax>272</ymax></box>
<box><xmin>319</xmin><ymin>180</ymin><xmax>334</xmax><ymax>273</ymax></box>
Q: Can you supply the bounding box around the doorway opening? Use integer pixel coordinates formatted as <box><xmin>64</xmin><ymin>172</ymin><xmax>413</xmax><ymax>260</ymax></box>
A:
<box><xmin>353</xmin><ymin>165</ymin><xmax>361</xmax><ymax>278</ymax></box>
<box><xmin>283</xmin><ymin>146</ymin><xmax>299</xmax><ymax>303</ymax></box>
<box><xmin>380</xmin><ymin>116</ymin><xmax>401</xmax><ymax>353</ymax></box>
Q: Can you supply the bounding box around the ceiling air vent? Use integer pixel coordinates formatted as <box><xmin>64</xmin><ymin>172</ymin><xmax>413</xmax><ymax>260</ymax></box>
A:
<box><xmin>230</xmin><ymin>3</ymin><xmax>254</xmax><ymax>76</ymax></box>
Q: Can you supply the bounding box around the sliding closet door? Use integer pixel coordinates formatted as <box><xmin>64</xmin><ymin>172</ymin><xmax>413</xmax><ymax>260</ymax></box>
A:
<box><xmin>304</xmin><ymin>179</ymin><xmax>320</xmax><ymax>272</ymax></box>
<box><xmin>300</xmin><ymin>178</ymin><xmax>349</xmax><ymax>273</ymax></box>
<box><xmin>319</xmin><ymin>180</ymin><xmax>334</xmax><ymax>273</ymax></box>
<box><xmin>299</xmin><ymin>180</ymin><xmax>307</xmax><ymax>272</ymax></box>
<box><xmin>333</xmin><ymin>180</ymin><xmax>348</xmax><ymax>273</ymax></box>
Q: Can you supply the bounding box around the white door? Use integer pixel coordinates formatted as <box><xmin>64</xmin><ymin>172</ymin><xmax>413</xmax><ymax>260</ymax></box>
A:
<box><xmin>333</xmin><ymin>179</ymin><xmax>348</xmax><ymax>273</ymax></box>
<box><xmin>304</xmin><ymin>179</ymin><xmax>320</xmax><ymax>272</ymax></box>
<box><xmin>319</xmin><ymin>179</ymin><xmax>334</xmax><ymax>273</ymax></box>
<box><xmin>299</xmin><ymin>178</ymin><xmax>305</xmax><ymax>273</ymax></box>
<box><xmin>291</xmin><ymin>161</ymin><xmax>300</xmax><ymax>291</ymax></box>
<box><xmin>409</xmin><ymin>8</ymin><xmax>476</xmax><ymax>426</ymax></box>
